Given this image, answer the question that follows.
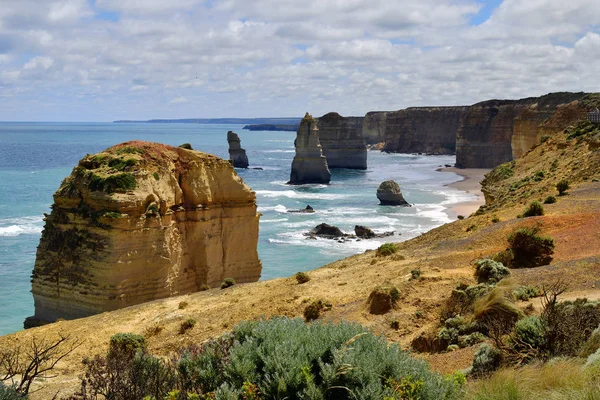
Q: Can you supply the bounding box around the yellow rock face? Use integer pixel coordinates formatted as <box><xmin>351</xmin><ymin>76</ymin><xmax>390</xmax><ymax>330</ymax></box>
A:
<box><xmin>29</xmin><ymin>141</ymin><xmax>262</xmax><ymax>324</ymax></box>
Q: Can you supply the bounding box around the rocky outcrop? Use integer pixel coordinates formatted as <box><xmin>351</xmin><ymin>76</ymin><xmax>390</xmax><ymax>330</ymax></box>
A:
<box><xmin>317</xmin><ymin>112</ymin><xmax>367</xmax><ymax>169</ymax></box>
<box><xmin>456</xmin><ymin>92</ymin><xmax>588</xmax><ymax>168</ymax></box>
<box><xmin>28</xmin><ymin>141</ymin><xmax>262</xmax><ymax>324</ymax></box>
<box><xmin>362</xmin><ymin>112</ymin><xmax>388</xmax><ymax>145</ymax></box>
<box><xmin>377</xmin><ymin>180</ymin><xmax>409</xmax><ymax>206</ymax></box>
<box><xmin>287</xmin><ymin>205</ymin><xmax>315</xmax><ymax>214</ymax></box>
<box><xmin>227</xmin><ymin>131</ymin><xmax>249</xmax><ymax>168</ymax></box>
<box><xmin>382</xmin><ymin>107</ymin><xmax>469</xmax><ymax>154</ymax></box>
<box><xmin>288</xmin><ymin>113</ymin><xmax>331</xmax><ymax>184</ymax></box>
<box><xmin>354</xmin><ymin>225</ymin><xmax>375</xmax><ymax>238</ymax></box>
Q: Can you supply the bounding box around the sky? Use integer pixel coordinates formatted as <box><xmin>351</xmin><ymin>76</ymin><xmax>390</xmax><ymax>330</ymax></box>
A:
<box><xmin>0</xmin><ymin>0</ymin><xmax>599</xmax><ymax>121</ymax></box>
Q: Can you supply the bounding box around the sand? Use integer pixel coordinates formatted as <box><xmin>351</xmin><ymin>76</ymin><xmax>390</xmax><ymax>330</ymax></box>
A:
<box><xmin>440</xmin><ymin>167</ymin><xmax>491</xmax><ymax>217</ymax></box>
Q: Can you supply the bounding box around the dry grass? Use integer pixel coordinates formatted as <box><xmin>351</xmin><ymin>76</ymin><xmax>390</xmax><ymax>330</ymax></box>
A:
<box><xmin>465</xmin><ymin>359</ymin><xmax>600</xmax><ymax>400</ymax></box>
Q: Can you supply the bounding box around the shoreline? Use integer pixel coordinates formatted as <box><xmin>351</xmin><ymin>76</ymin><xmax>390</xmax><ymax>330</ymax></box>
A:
<box><xmin>439</xmin><ymin>167</ymin><xmax>491</xmax><ymax>218</ymax></box>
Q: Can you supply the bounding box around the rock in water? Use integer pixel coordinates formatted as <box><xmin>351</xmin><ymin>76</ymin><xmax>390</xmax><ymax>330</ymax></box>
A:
<box><xmin>227</xmin><ymin>131</ymin><xmax>249</xmax><ymax>168</ymax></box>
<box><xmin>308</xmin><ymin>223</ymin><xmax>345</xmax><ymax>238</ymax></box>
<box><xmin>27</xmin><ymin>141</ymin><xmax>262</xmax><ymax>325</ymax></box>
<box><xmin>377</xmin><ymin>180</ymin><xmax>409</xmax><ymax>206</ymax></box>
<box><xmin>354</xmin><ymin>225</ymin><xmax>375</xmax><ymax>238</ymax></box>
<box><xmin>288</xmin><ymin>113</ymin><xmax>331</xmax><ymax>184</ymax></box>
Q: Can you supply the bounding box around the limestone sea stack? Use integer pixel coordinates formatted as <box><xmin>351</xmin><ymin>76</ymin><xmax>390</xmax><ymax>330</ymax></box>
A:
<box><xmin>377</xmin><ymin>180</ymin><xmax>409</xmax><ymax>206</ymax></box>
<box><xmin>27</xmin><ymin>141</ymin><xmax>262</xmax><ymax>326</ymax></box>
<box><xmin>227</xmin><ymin>131</ymin><xmax>249</xmax><ymax>168</ymax></box>
<box><xmin>288</xmin><ymin>113</ymin><xmax>331</xmax><ymax>184</ymax></box>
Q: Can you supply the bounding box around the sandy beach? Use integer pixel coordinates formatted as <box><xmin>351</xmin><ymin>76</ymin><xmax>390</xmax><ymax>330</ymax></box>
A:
<box><xmin>440</xmin><ymin>167</ymin><xmax>491</xmax><ymax>218</ymax></box>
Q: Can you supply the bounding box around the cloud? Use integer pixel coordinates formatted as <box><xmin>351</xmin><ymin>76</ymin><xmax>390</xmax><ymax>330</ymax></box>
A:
<box><xmin>0</xmin><ymin>0</ymin><xmax>598</xmax><ymax>121</ymax></box>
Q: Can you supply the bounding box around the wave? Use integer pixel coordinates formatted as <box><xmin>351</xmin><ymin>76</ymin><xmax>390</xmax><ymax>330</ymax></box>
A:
<box><xmin>413</xmin><ymin>204</ymin><xmax>453</xmax><ymax>224</ymax></box>
<box><xmin>0</xmin><ymin>216</ymin><xmax>44</xmax><ymax>237</ymax></box>
<box><xmin>257</xmin><ymin>204</ymin><xmax>288</xmax><ymax>213</ymax></box>
<box><xmin>256</xmin><ymin>190</ymin><xmax>347</xmax><ymax>200</ymax></box>
<box><xmin>261</xmin><ymin>218</ymin><xmax>289</xmax><ymax>223</ymax></box>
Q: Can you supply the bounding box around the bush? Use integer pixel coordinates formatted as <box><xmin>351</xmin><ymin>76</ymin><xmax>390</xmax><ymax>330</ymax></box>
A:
<box><xmin>410</xmin><ymin>268</ymin><xmax>421</xmax><ymax>280</ymax></box>
<box><xmin>377</xmin><ymin>242</ymin><xmax>398</xmax><ymax>256</ymax></box>
<box><xmin>556</xmin><ymin>179</ymin><xmax>570</xmax><ymax>195</ymax></box>
<box><xmin>294</xmin><ymin>271</ymin><xmax>310</xmax><ymax>284</ymax></box>
<box><xmin>544</xmin><ymin>195</ymin><xmax>557</xmax><ymax>204</ymax></box>
<box><xmin>492</xmin><ymin>249</ymin><xmax>514</xmax><ymax>267</ymax></box>
<box><xmin>175</xmin><ymin>317</ymin><xmax>461</xmax><ymax>399</ymax></box>
<box><xmin>474</xmin><ymin>259</ymin><xmax>510</xmax><ymax>284</ymax></box>
<box><xmin>544</xmin><ymin>298</ymin><xmax>600</xmax><ymax>357</ymax></box>
<box><xmin>109</xmin><ymin>333</ymin><xmax>146</xmax><ymax>359</ymax></box>
<box><xmin>0</xmin><ymin>383</ymin><xmax>26</xmax><ymax>400</ymax></box>
<box><xmin>585</xmin><ymin>348</ymin><xmax>600</xmax><ymax>368</ymax></box>
<box><xmin>438</xmin><ymin>327</ymin><xmax>459</xmax><ymax>347</ymax></box>
<box><xmin>522</xmin><ymin>201</ymin><xmax>544</xmax><ymax>217</ymax></box>
<box><xmin>179</xmin><ymin>319</ymin><xmax>196</xmax><ymax>334</ymax></box>
<box><xmin>458</xmin><ymin>332</ymin><xmax>486</xmax><ymax>348</ymax></box>
<box><xmin>491</xmin><ymin>216</ymin><xmax>500</xmax><ymax>223</ymax></box>
<box><xmin>220</xmin><ymin>278</ymin><xmax>236</xmax><ymax>289</ymax></box>
<box><xmin>512</xmin><ymin>285</ymin><xmax>542</xmax><ymax>301</ymax></box>
<box><xmin>580</xmin><ymin>325</ymin><xmax>600</xmax><ymax>357</ymax></box>
<box><xmin>474</xmin><ymin>288</ymin><xmax>522</xmax><ymax>341</ymax></box>
<box><xmin>471</xmin><ymin>343</ymin><xmax>502</xmax><ymax>376</ymax></box>
<box><xmin>512</xmin><ymin>316</ymin><xmax>547</xmax><ymax>351</ymax></box>
<box><xmin>507</xmin><ymin>226</ymin><xmax>554</xmax><ymax>268</ymax></box>
<box><xmin>178</xmin><ymin>301</ymin><xmax>189</xmax><ymax>310</ymax></box>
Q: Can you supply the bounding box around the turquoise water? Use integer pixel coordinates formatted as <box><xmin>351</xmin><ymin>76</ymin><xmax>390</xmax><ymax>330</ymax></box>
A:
<box><xmin>0</xmin><ymin>122</ymin><xmax>475</xmax><ymax>335</ymax></box>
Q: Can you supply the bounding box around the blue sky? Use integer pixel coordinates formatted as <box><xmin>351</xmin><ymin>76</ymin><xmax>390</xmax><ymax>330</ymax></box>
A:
<box><xmin>0</xmin><ymin>0</ymin><xmax>599</xmax><ymax>121</ymax></box>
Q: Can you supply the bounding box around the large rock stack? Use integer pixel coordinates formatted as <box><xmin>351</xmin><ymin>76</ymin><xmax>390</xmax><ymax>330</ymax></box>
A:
<box><xmin>227</xmin><ymin>131</ymin><xmax>249</xmax><ymax>168</ymax></box>
<box><xmin>288</xmin><ymin>113</ymin><xmax>331</xmax><ymax>184</ymax></box>
<box><xmin>27</xmin><ymin>141</ymin><xmax>262</xmax><ymax>325</ymax></box>
<box><xmin>317</xmin><ymin>112</ymin><xmax>367</xmax><ymax>169</ymax></box>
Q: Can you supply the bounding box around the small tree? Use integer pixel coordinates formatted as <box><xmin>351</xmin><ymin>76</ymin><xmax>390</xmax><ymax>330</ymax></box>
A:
<box><xmin>522</xmin><ymin>201</ymin><xmax>544</xmax><ymax>217</ymax></box>
<box><xmin>507</xmin><ymin>226</ymin><xmax>554</xmax><ymax>268</ymax></box>
<box><xmin>556</xmin><ymin>179</ymin><xmax>570</xmax><ymax>196</ymax></box>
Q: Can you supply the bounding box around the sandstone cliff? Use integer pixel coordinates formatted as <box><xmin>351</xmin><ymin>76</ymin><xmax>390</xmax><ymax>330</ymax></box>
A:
<box><xmin>382</xmin><ymin>107</ymin><xmax>469</xmax><ymax>155</ymax></box>
<box><xmin>28</xmin><ymin>141</ymin><xmax>262</xmax><ymax>324</ymax></box>
<box><xmin>456</xmin><ymin>92</ymin><xmax>587</xmax><ymax>168</ymax></box>
<box><xmin>227</xmin><ymin>131</ymin><xmax>249</xmax><ymax>168</ymax></box>
<box><xmin>317</xmin><ymin>112</ymin><xmax>367</xmax><ymax>169</ymax></box>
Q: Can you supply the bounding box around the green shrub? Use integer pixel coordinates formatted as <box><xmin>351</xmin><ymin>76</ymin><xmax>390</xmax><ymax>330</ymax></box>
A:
<box><xmin>294</xmin><ymin>271</ymin><xmax>310</xmax><ymax>284</ymax></box>
<box><xmin>178</xmin><ymin>301</ymin><xmax>189</xmax><ymax>310</ymax></box>
<box><xmin>108</xmin><ymin>157</ymin><xmax>137</xmax><ymax>171</ymax></box>
<box><xmin>303</xmin><ymin>299</ymin><xmax>329</xmax><ymax>321</ymax></box>
<box><xmin>491</xmin><ymin>216</ymin><xmax>500</xmax><ymax>223</ymax></box>
<box><xmin>377</xmin><ymin>242</ymin><xmax>398</xmax><ymax>256</ymax></box>
<box><xmin>438</xmin><ymin>327</ymin><xmax>459</xmax><ymax>347</ymax></box>
<box><xmin>180</xmin><ymin>319</ymin><xmax>196</xmax><ymax>334</ymax></box>
<box><xmin>507</xmin><ymin>226</ymin><xmax>554</xmax><ymax>268</ymax></box>
<box><xmin>474</xmin><ymin>259</ymin><xmax>510</xmax><ymax>284</ymax></box>
<box><xmin>540</xmin><ymin>135</ymin><xmax>551</xmax><ymax>144</ymax></box>
<box><xmin>513</xmin><ymin>316</ymin><xmax>547</xmax><ymax>350</ymax></box>
<box><xmin>176</xmin><ymin>317</ymin><xmax>460</xmax><ymax>399</ymax></box>
<box><xmin>512</xmin><ymin>285</ymin><xmax>542</xmax><ymax>301</ymax></box>
<box><xmin>471</xmin><ymin>343</ymin><xmax>502</xmax><ymax>376</ymax></box>
<box><xmin>153</xmin><ymin>172</ymin><xmax>160</xmax><ymax>181</ymax></box>
<box><xmin>492</xmin><ymin>249</ymin><xmax>514</xmax><ymax>267</ymax></box>
<box><xmin>585</xmin><ymin>348</ymin><xmax>600</xmax><ymax>368</ymax></box>
<box><xmin>556</xmin><ymin>179</ymin><xmax>570</xmax><ymax>195</ymax></box>
<box><xmin>580</xmin><ymin>325</ymin><xmax>600</xmax><ymax>357</ymax></box>
<box><xmin>545</xmin><ymin>298</ymin><xmax>600</xmax><ymax>357</ymax></box>
<box><xmin>458</xmin><ymin>332</ymin><xmax>486</xmax><ymax>348</ymax></box>
<box><xmin>522</xmin><ymin>201</ymin><xmax>544</xmax><ymax>217</ymax></box>
<box><xmin>0</xmin><ymin>383</ymin><xmax>26</xmax><ymax>400</ymax></box>
<box><xmin>220</xmin><ymin>278</ymin><xmax>236</xmax><ymax>289</ymax></box>
<box><xmin>410</xmin><ymin>268</ymin><xmax>421</xmax><ymax>280</ymax></box>
<box><xmin>544</xmin><ymin>195</ymin><xmax>557</xmax><ymax>204</ymax></box>
<box><xmin>533</xmin><ymin>171</ymin><xmax>545</xmax><ymax>181</ymax></box>
<box><xmin>89</xmin><ymin>172</ymin><xmax>136</xmax><ymax>193</ymax></box>
<box><xmin>109</xmin><ymin>333</ymin><xmax>147</xmax><ymax>359</ymax></box>
<box><xmin>179</xmin><ymin>143</ymin><xmax>193</xmax><ymax>150</ymax></box>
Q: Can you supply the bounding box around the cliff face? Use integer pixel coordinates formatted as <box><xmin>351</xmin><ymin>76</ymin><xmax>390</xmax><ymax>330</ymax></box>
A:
<box><xmin>317</xmin><ymin>112</ymin><xmax>367</xmax><ymax>169</ymax></box>
<box><xmin>29</xmin><ymin>141</ymin><xmax>262</xmax><ymax>324</ymax></box>
<box><xmin>289</xmin><ymin>113</ymin><xmax>331</xmax><ymax>184</ymax></box>
<box><xmin>362</xmin><ymin>112</ymin><xmax>388</xmax><ymax>144</ymax></box>
<box><xmin>456</xmin><ymin>92</ymin><xmax>587</xmax><ymax>168</ymax></box>
<box><xmin>382</xmin><ymin>107</ymin><xmax>469</xmax><ymax>155</ymax></box>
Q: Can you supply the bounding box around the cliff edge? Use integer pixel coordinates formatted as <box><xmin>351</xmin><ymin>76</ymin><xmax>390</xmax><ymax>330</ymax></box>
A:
<box><xmin>28</xmin><ymin>141</ymin><xmax>262</xmax><ymax>325</ymax></box>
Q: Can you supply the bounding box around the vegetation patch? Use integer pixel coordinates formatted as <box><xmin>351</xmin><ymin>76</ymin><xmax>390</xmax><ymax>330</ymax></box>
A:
<box><xmin>220</xmin><ymin>278</ymin><xmax>236</xmax><ymax>289</ymax></box>
<box><xmin>89</xmin><ymin>172</ymin><xmax>136</xmax><ymax>193</ymax></box>
<box><xmin>556</xmin><ymin>179</ymin><xmax>570</xmax><ymax>196</ymax></box>
<box><xmin>179</xmin><ymin>319</ymin><xmax>196</xmax><ymax>334</ymax></box>
<box><xmin>474</xmin><ymin>259</ymin><xmax>510</xmax><ymax>284</ymax></box>
<box><xmin>368</xmin><ymin>283</ymin><xmax>400</xmax><ymax>315</ymax></box>
<box><xmin>522</xmin><ymin>201</ymin><xmax>544</xmax><ymax>217</ymax></box>
<box><xmin>294</xmin><ymin>271</ymin><xmax>310</xmax><ymax>284</ymax></box>
<box><xmin>376</xmin><ymin>242</ymin><xmax>398</xmax><ymax>256</ymax></box>
<box><xmin>506</xmin><ymin>226</ymin><xmax>554</xmax><ymax>268</ymax></box>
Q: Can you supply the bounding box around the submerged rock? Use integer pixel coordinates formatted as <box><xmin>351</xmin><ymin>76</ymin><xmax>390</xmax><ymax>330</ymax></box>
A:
<box><xmin>227</xmin><ymin>131</ymin><xmax>249</xmax><ymax>168</ymax></box>
<box><xmin>377</xmin><ymin>180</ymin><xmax>409</xmax><ymax>206</ymax></box>
<box><xmin>288</xmin><ymin>205</ymin><xmax>315</xmax><ymax>214</ymax></box>
<box><xmin>28</xmin><ymin>141</ymin><xmax>262</xmax><ymax>325</ymax></box>
<box><xmin>309</xmin><ymin>223</ymin><xmax>345</xmax><ymax>238</ymax></box>
<box><xmin>288</xmin><ymin>113</ymin><xmax>331</xmax><ymax>184</ymax></box>
<box><xmin>354</xmin><ymin>225</ymin><xmax>375</xmax><ymax>238</ymax></box>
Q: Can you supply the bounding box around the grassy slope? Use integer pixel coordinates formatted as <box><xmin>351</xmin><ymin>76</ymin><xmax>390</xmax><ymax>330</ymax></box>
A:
<box><xmin>2</xmin><ymin>122</ymin><xmax>600</xmax><ymax>398</ymax></box>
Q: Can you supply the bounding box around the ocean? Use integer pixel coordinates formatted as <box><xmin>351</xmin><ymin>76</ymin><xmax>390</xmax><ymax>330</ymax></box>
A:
<box><xmin>0</xmin><ymin>122</ymin><xmax>475</xmax><ymax>336</ymax></box>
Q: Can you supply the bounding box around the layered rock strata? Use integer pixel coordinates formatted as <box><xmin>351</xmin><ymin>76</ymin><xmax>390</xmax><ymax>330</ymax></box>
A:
<box><xmin>317</xmin><ymin>112</ymin><xmax>367</xmax><ymax>169</ymax></box>
<box><xmin>456</xmin><ymin>92</ymin><xmax>588</xmax><ymax>168</ymax></box>
<box><xmin>227</xmin><ymin>131</ymin><xmax>249</xmax><ymax>168</ymax></box>
<box><xmin>382</xmin><ymin>107</ymin><xmax>469</xmax><ymax>155</ymax></box>
<box><xmin>288</xmin><ymin>113</ymin><xmax>331</xmax><ymax>184</ymax></box>
<box><xmin>28</xmin><ymin>141</ymin><xmax>262</xmax><ymax>324</ymax></box>
<box><xmin>362</xmin><ymin>111</ymin><xmax>388</xmax><ymax>144</ymax></box>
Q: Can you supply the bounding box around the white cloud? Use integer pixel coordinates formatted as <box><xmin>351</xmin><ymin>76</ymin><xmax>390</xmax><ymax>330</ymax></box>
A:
<box><xmin>0</xmin><ymin>0</ymin><xmax>599</xmax><ymax>121</ymax></box>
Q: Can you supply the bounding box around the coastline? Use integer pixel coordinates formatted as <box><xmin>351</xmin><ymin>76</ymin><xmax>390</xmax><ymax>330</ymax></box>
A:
<box><xmin>439</xmin><ymin>167</ymin><xmax>491</xmax><ymax>218</ymax></box>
